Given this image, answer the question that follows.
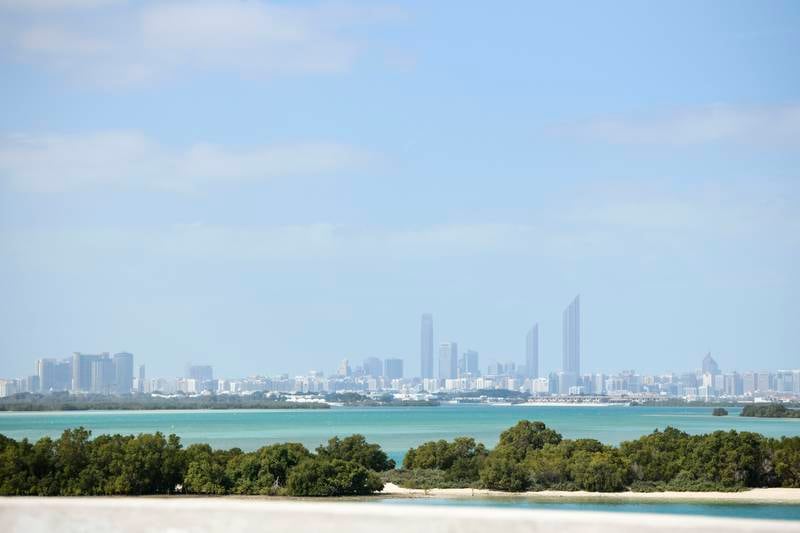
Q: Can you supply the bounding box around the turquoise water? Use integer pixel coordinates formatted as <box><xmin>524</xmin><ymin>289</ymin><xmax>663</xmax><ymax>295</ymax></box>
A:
<box><xmin>1</xmin><ymin>405</ymin><xmax>798</xmax><ymax>456</ymax></box>
<box><xmin>374</xmin><ymin>497</ymin><xmax>800</xmax><ymax>521</ymax></box>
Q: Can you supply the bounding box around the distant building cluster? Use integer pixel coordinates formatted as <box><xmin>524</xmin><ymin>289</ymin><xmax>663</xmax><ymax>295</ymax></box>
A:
<box><xmin>1</xmin><ymin>295</ymin><xmax>799</xmax><ymax>401</ymax></box>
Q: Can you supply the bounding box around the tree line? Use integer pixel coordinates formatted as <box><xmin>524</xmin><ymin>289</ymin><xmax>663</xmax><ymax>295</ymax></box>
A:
<box><xmin>0</xmin><ymin>392</ymin><xmax>329</xmax><ymax>411</ymax></box>
<box><xmin>389</xmin><ymin>420</ymin><xmax>800</xmax><ymax>492</ymax></box>
<box><xmin>0</xmin><ymin>429</ymin><xmax>391</xmax><ymax>496</ymax></box>
<box><xmin>740</xmin><ymin>404</ymin><xmax>800</xmax><ymax>418</ymax></box>
<box><xmin>2</xmin><ymin>420</ymin><xmax>799</xmax><ymax>496</ymax></box>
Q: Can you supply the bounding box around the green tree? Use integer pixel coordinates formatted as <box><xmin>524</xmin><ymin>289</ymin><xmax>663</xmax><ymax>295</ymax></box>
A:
<box><xmin>495</xmin><ymin>421</ymin><xmax>562</xmax><ymax>461</ymax></box>
<box><xmin>774</xmin><ymin>437</ymin><xmax>800</xmax><ymax>488</ymax></box>
<box><xmin>620</xmin><ymin>427</ymin><xmax>691</xmax><ymax>483</ymax></box>
<box><xmin>52</xmin><ymin>427</ymin><xmax>93</xmax><ymax>495</ymax></box>
<box><xmin>568</xmin><ymin>449</ymin><xmax>630</xmax><ymax>492</ymax></box>
<box><xmin>256</xmin><ymin>443</ymin><xmax>312</xmax><ymax>487</ymax></box>
<box><xmin>479</xmin><ymin>448</ymin><xmax>530</xmax><ymax>491</ymax></box>
<box><xmin>316</xmin><ymin>434</ymin><xmax>395</xmax><ymax>472</ymax></box>
<box><xmin>286</xmin><ymin>458</ymin><xmax>383</xmax><ymax>496</ymax></box>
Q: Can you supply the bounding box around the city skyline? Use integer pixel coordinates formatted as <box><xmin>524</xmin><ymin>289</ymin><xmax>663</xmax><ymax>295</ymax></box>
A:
<box><xmin>3</xmin><ymin>298</ymin><xmax>798</xmax><ymax>382</ymax></box>
<box><xmin>4</xmin><ymin>344</ymin><xmax>799</xmax><ymax>400</ymax></box>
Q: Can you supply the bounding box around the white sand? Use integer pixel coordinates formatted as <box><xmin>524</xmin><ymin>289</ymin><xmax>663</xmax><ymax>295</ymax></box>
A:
<box><xmin>381</xmin><ymin>483</ymin><xmax>800</xmax><ymax>503</ymax></box>
<box><xmin>2</xmin><ymin>497</ymin><xmax>799</xmax><ymax>533</ymax></box>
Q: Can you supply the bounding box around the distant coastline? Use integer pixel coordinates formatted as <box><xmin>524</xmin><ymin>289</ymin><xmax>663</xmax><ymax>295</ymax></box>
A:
<box><xmin>0</xmin><ymin>392</ymin><xmax>440</xmax><ymax>412</ymax></box>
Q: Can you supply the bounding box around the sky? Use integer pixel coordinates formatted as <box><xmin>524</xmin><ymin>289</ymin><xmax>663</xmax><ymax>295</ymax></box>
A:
<box><xmin>0</xmin><ymin>0</ymin><xmax>798</xmax><ymax>379</ymax></box>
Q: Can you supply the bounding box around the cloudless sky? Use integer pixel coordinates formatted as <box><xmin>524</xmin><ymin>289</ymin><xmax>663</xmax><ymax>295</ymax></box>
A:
<box><xmin>1</xmin><ymin>0</ymin><xmax>798</xmax><ymax>379</ymax></box>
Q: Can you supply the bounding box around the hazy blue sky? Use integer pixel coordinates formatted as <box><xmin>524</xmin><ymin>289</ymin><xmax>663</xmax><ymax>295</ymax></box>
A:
<box><xmin>1</xmin><ymin>0</ymin><xmax>798</xmax><ymax>379</ymax></box>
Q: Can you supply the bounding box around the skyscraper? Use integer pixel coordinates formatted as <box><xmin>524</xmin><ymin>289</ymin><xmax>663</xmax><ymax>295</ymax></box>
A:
<box><xmin>35</xmin><ymin>358</ymin><xmax>56</xmax><ymax>392</ymax></box>
<box><xmin>561</xmin><ymin>295</ymin><xmax>580</xmax><ymax>392</ymax></box>
<box><xmin>420</xmin><ymin>313</ymin><xmax>434</xmax><ymax>379</ymax></box>
<box><xmin>702</xmin><ymin>353</ymin><xmax>720</xmax><ymax>375</ymax></box>
<box><xmin>526</xmin><ymin>324</ymin><xmax>539</xmax><ymax>379</ymax></box>
<box><xmin>138</xmin><ymin>364</ymin><xmax>145</xmax><ymax>393</ymax></box>
<box><xmin>187</xmin><ymin>364</ymin><xmax>213</xmax><ymax>382</ymax></box>
<box><xmin>438</xmin><ymin>342</ymin><xmax>458</xmax><ymax>380</ymax></box>
<box><xmin>91</xmin><ymin>356</ymin><xmax>115</xmax><ymax>394</ymax></box>
<box><xmin>113</xmin><ymin>352</ymin><xmax>134</xmax><ymax>394</ymax></box>
<box><xmin>383</xmin><ymin>358</ymin><xmax>404</xmax><ymax>379</ymax></box>
<box><xmin>72</xmin><ymin>352</ymin><xmax>107</xmax><ymax>392</ymax></box>
<box><xmin>363</xmin><ymin>357</ymin><xmax>382</xmax><ymax>378</ymax></box>
<box><xmin>459</xmin><ymin>350</ymin><xmax>479</xmax><ymax>376</ymax></box>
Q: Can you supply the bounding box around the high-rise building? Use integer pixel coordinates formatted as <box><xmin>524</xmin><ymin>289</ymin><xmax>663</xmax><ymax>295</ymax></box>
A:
<box><xmin>776</xmin><ymin>370</ymin><xmax>794</xmax><ymax>393</ymax></box>
<box><xmin>35</xmin><ymin>358</ymin><xmax>56</xmax><ymax>392</ymax></box>
<box><xmin>384</xmin><ymin>358</ymin><xmax>404</xmax><ymax>379</ymax></box>
<box><xmin>72</xmin><ymin>352</ymin><xmax>107</xmax><ymax>392</ymax></box>
<box><xmin>702</xmin><ymin>353</ymin><xmax>720</xmax><ymax>375</ymax></box>
<box><xmin>743</xmin><ymin>371</ymin><xmax>756</xmax><ymax>394</ymax></box>
<box><xmin>438</xmin><ymin>342</ymin><xmax>458</xmax><ymax>380</ymax></box>
<box><xmin>459</xmin><ymin>350</ymin><xmax>479</xmax><ymax>377</ymax></box>
<box><xmin>562</xmin><ymin>295</ymin><xmax>580</xmax><ymax>376</ymax></box>
<box><xmin>52</xmin><ymin>359</ymin><xmax>72</xmax><ymax>391</ymax></box>
<box><xmin>723</xmin><ymin>372</ymin><xmax>743</xmax><ymax>396</ymax></box>
<box><xmin>186</xmin><ymin>364</ymin><xmax>213</xmax><ymax>382</ymax></box>
<box><xmin>90</xmin><ymin>356</ymin><xmax>115</xmax><ymax>394</ymax></box>
<box><xmin>113</xmin><ymin>352</ymin><xmax>134</xmax><ymax>394</ymax></box>
<box><xmin>526</xmin><ymin>324</ymin><xmax>539</xmax><ymax>379</ymax></box>
<box><xmin>756</xmin><ymin>371</ymin><xmax>772</xmax><ymax>392</ymax></box>
<box><xmin>420</xmin><ymin>313</ymin><xmax>434</xmax><ymax>379</ymax></box>
<box><xmin>363</xmin><ymin>357</ymin><xmax>382</xmax><ymax>378</ymax></box>
<box><xmin>138</xmin><ymin>364</ymin><xmax>145</xmax><ymax>393</ymax></box>
<box><xmin>337</xmin><ymin>359</ymin><xmax>351</xmax><ymax>377</ymax></box>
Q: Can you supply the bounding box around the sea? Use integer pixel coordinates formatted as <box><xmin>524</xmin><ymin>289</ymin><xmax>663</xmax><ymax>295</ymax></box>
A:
<box><xmin>2</xmin><ymin>404</ymin><xmax>799</xmax><ymax>520</ymax></box>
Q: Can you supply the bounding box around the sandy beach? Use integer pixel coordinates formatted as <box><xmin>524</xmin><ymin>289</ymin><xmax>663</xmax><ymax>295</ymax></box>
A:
<box><xmin>381</xmin><ymin>483</ymin><xmax>800</xmax><ymax>503</ymax></box>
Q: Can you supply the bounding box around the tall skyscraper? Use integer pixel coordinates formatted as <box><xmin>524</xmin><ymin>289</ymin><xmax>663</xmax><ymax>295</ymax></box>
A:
<box><xmin>91</xmin><ymin>357</ymin><xmax>115</xmax><ymax>394</ymax></box>
<box><xmin>113</xmin><ymin>352</ymin><xmax>134</xmax><ymax>394</ymax></box>
<box><xmin>420</xmin><ymin>313</ymin><xmax>434</xmax><ymax>379</ymax></box>
<box><xmin>138</xmin><ymin>364</ymin><xmax>145</xmax><ymax>393</ymax></box>
<box><xmin>187</xmin><ymin>364</ymin><xmax>213</xmax><ymax>382</ymax></box>
<box><xmin>438</xmin><ymin>342</ymin><xmax>458</xmax><ymax>380</ymax></box>
<box><xmin>72</xmin><ymin>352</ymin><xmax>107</xmax><ymax>392</ymax></box>
<box><xmin>384</xmin><ymin>358</ymin><xmax>404</xmax><ymax>379</ymax></box>
<box><xmin>562</xmin><ymin>296</ymin><xmax>580</xmax><ymax>376</ymax></box>
<box><xmin>337</xmin><ymin>359</ymin><xmax>351</xmax><ymax>377</ymax></box>
<box><xmin>35</xmin><ymin>358</ymin><xmax>56</xmax><ymax>392</ymax></box>
<box><xmin>526</xmin><ymin>324</ymin><xmax>539</xmax><ymax>379</ymax></box>
<box><xmin>702</xmin><ymin>353</ymin><xmax>720</xmax><ymax>375</ymax></box>
<box><xmin>363</xmin><ymin>357</ymin><xmax>382</xmax><ymax>378</ymax></box>
<box><xmin>459</xmin><ymin>350</ymin><xmax>479</xmax><ymax>376</ymax></box>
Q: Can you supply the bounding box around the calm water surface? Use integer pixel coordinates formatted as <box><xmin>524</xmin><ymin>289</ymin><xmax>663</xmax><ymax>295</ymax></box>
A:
<box><xmin>374</xmin><ymin>496</ymin><xmax>800</xmax><ymax>521</ymax></box>
<box><xmin>1</xmin><ymin>405</ymin><xmax>798</xmax><ymax>457</ymax></box>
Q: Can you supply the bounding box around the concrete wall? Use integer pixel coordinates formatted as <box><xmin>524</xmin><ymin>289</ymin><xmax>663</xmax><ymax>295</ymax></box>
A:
<box><xmin>0</xmin><ymin>498</ymin><xmax>796</xmax><ymax>533</ymax></box>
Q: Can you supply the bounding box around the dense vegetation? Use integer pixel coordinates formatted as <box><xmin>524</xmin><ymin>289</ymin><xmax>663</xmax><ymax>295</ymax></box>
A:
<box><xmin>0</xmin><ymin>430</ymin><xmax>389</xmax><ymax>496</ymax></box>
<box><xmin>741</xmin><ymin>404</ymin><xmax>800</xmax><ymax>418</ymax></box>
<box><xmin>393</xmin><ymin>421</ymin><xmax>800</xmax><ymax>492</ymax></box>
<box><xmin>323</xmin><ymin>392</ymin><xmax>439</xmax><ymax>407</ymax></box>
<box><xmin>712</xmin><ymin>407</ymin><xmax>728</xmax><ymax>416</ymax></box>
<box><xmin>0</xmin><ymin>392</ymin><xmax>328</xmax><ymax>411</ymax></box>
<box><xmin>4</xmin><ymin>420</ymin><xmax>800</xmax><ymax>496</ymax></box>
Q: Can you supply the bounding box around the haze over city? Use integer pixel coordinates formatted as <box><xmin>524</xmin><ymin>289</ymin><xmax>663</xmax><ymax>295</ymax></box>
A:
<box><xmin>1</xmin><ymin>1</ymin><xmax>799</xmax><ymax>379</ymax></box>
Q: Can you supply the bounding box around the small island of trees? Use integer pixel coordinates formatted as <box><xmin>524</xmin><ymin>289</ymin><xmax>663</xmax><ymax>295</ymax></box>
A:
<box><xmin>2</xmin><ymin>420</ymin><xmax>799</xmax><ymax>496</ymax></box>
<box><xmin>740</xmin><ymin>404</ymin><xmax>800</xmax><ymax>418</ymax></box>
<box><xmin>712</xmin><ymin>407</ymin><xmax>728</xmax><ymax>416</ymax></box>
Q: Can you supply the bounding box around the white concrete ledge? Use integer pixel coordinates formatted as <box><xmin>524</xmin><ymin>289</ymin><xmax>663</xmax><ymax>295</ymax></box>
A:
<box><xmin>0</xmin><ymin>498</ymin><xmax>797</xmax><ymax>533</ymax></box>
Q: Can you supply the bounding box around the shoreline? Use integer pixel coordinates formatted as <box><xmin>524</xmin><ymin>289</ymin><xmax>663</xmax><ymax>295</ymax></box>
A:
<box><xmin>380</xmin><ymin>483</ymin><xmax>800</xmax><ymax>504</ymax></box>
